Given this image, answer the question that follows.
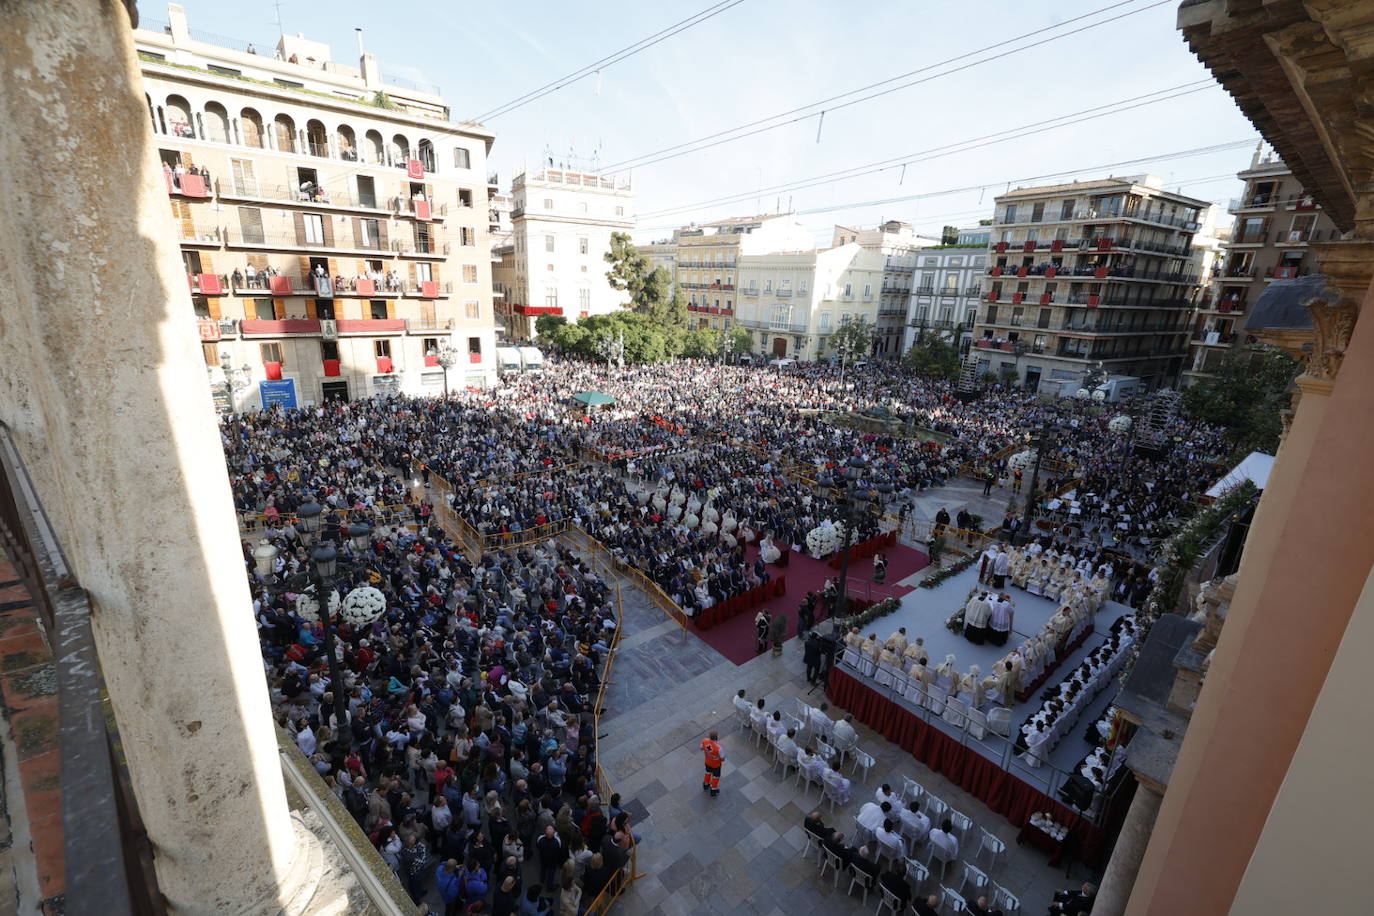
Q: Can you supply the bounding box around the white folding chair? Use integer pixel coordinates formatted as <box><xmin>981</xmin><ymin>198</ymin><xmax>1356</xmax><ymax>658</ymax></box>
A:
<box><xmin>926</xmin><ymin>683</ymin><xmax>947</xmax><ymax>716</ymax></box>
<box><xmin>842</xmin><ymin>646</ymin><xmax>862</xmax><ymax>669</ymax></box>
<box><xmin>819</xmin><ymin>847</ymin><xmax>845</xmax><ymax>886</ymax></box>
<box><xmin>925</xmin><ymin>796</ymin><xmax>949</xmax><ymax>825</ymax></box>
<box><xmin>906</xmin><ymin>676</ymin><xmax>928</xmax><ymax>705</ymax></box>
<box><xmin>875</xmin><ymin>661</ymin><xmax>896</xmax><ymax>688</ymax></box>
<box><xmin>733</xmin><ymin>703</ymin><xmax>751</xmax><ymax>731</ymax></box>
<box><xmin>876</xmin><ymin>833</ymin><xmax>905</xmax><ymax>869</ymax></box>
<box><xmin>850</xmin><ymin>747</ymin><xmax>876</xmax><ymax>782</ymax></box>
<box><xmin>904</xmin><ymin>857</ymin><xmax>929</xmax><ymax>896</ymax></box>
<box><xmin>876</xmin><ymin>884</ymin><xmax>905</xmax><ymax>916</ymax></box>
<box><xmin>848</xmin><ymin>863</ymin><xmax>876</xmax><ymax>904</ymax></box>
<box><xmin>992</xmin><ymin>882</ymin><xmax>1021</xmax><ymax>915</ymax></box>
<box><xmin>949</xmin><ymin>811</ymin><xmax>974</xmax><ymax>850</ymax></box>
<box><xmin>749</xmin><ymin>714</ymin><xmax>768</xmax><ymax>746</ymax></box>
<box><xmin>942</xmin><ymin>696</ymin><xmax>969</xmax><ymax>730</ymax></box>
<box><xmin>987</xmin><ymin>706</ymin><xmax>1012</xmax><ymax>737</ymax></box>
<box><xmin>901</xmin><ymin>776</ymin><xmax>925</xmax><ymax>805</ymax></box>
<box><xmin>852</xmin><ymin>820</ymin><xmax>875</xmax><ymax>849</ymax></box>
<box><xmin>928</xmin><ymin>843</ymin><xmax>957</xmax><ymax>885</ymax></box>
<box><xmin>823</xmin><ymin>776</ymin><xmax>849</xmax><ymax>812</ymax></box>
<box><xmin>966</xmin><ymin>708</ymin><xmax>988</xmax><ymax>740</ymax></box>
<box><xmin>782</xmin><ymin>711</ymin><xmax>805</xmax><ymax>736</ymax></box>
<box><xmin>976</xmin><ymin>829</ymin><xmax>1006</xmax><ymax>871</ymax></box>
<box><xmin>773</xmin><ymin>744</ymin><xmax>800</xmax><ymax>779</ymax></box>
<box><xmin>799</xmin><ymin>825</ymin><xmax>824</xmax><ymax>864</ymax></box>
<box><xmin>858</xmin><ymin>654</ymin><xmax>877</xmax><ymax>677</ymax></box>
<box><xmin>940</xmin><ymin>885</ymin><xmax>968</xmax><ymax>914</ymax></box>
<box><xmin>816</xmin><ymin>738</ymin><xmax>836</xmax><ymax>761</ymax></box>
<box><xmin>957</xmin><ymin>862</ymin><xmax>989</xmax><ymax>899</ymax></box>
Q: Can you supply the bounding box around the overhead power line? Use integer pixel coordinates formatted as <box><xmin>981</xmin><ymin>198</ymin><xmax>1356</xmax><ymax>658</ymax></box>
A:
<box><xmin>471</xmin><ymin>0</ymin><xmax>746</xmax><ymax>122</ymax></box>
<box><xmin>639</xmin><ymin>81</ymin><xmax>1216</xmax><ymax>219</ymax></box>
<box><xmin>600</xmin><ymin>0</ymin><xmax>1172</xmax><ymax>173</ymax></box>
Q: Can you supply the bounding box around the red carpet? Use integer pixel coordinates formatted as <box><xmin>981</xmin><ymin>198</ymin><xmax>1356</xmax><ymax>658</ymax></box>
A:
<box><xmin>692</xmin><ymin>542</ymin><xmax>930</xmax><ymax>666</ymax></box>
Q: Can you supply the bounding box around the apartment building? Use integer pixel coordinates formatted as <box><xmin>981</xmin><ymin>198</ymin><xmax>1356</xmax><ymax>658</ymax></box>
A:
<box><xmin>674</xmin><ymin>216</ymin><xmax>814</xmax><ymax>330</ymax></box>
<box><xmin>735</xmin><ymin>244</ymin><xmax>887</xmax><ymax>360</ymax></box>
<box><xmin>970</xmin><ymin>176</ymin><xmax>1206</xmax><ymax>391</ymax></box>
<box><xmin>1183</xmin><ymin>146</ymin><xmax>1342</xmax><ymax>384</ymax></box>
<box><xmin>497</xmin><ymin>167</ymin><xmax>634</xmax><ymax>339</ymax></box>
<box><xmin>134</xmin><ymin>4</ymin><xmax>498</xmax><ymax>408</ymax></box>
<box><xmin>906</xmin><ymin>225</ymin><xmax>992</xmax><ymax>355</ymax></box>
<box><xmin>830</xmin><ymin>221</ymin><xmax>927</xmax><ymax>358</ymax></box>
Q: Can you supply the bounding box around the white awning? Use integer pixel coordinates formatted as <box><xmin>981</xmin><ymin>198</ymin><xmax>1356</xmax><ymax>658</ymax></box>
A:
<box><xmin>1206</xmin><ymin>451</ymin><xmax>1275</xmax><ymax>498</ymax></box>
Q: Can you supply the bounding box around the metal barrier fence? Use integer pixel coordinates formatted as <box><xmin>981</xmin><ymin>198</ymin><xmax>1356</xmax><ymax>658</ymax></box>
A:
<box><xmin>573</xmin><ymin>526</ymin><xmax>689</xmax><ymax>631</ymax></box>
<box><xmin>0</xmin><ymin>422</ymin><xmax>165</xmax><ymax>915</ymax></box>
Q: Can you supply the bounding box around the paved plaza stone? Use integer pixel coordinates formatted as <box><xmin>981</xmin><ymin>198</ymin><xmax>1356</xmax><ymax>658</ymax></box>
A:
<box><xmin>597</xmin><ymin>550</ymin><xmax>1090</xmax><ymax>916</ymax></box>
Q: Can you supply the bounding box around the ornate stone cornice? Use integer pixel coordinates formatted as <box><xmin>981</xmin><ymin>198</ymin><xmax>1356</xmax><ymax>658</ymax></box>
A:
<box><xmin>1300</xmin><ymin>296</ymin><xmax>1359</xmax><ymax>381</ymax></box>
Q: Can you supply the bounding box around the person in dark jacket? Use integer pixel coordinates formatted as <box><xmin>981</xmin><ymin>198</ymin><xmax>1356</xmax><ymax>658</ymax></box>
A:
<box><xmin>803</xmin><ymin>633</ymin><xmax>824</xmax><ymax>684</ymax></box>
<box><xmin>396</xmin><ymin>834</ymin><xmax>430</xmax><ymax>904</ymax></box>
<box><xmin>1048</xmin><ymin>882</ymin><xmax>1096</xmax><ymax>914</ymax></box>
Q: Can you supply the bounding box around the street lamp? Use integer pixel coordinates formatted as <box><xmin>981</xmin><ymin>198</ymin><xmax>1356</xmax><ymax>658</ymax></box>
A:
<box><xmin>1013</xmin><ymin>420</ymin><xmax>1059</xmax><ymax>546</ymax></box>
<box><xmin>831</xmin><ymin>455</ymin><xmax>872</xmax><ymax>628</ymax></box>
<box><xmin>428</xmin><ymin>341</ymin><xmax>458</xmax><ymax>397</ymax></box>
<box><xmin>719</xmin><ymin>328</ymin><xmax>736</xmax><ymax>366</ymax></box>
<box><xmin>296</xmin><ymin>498</ymin><xmax>352</xmax><ymax>745</ymax></box>
<box><xmin>216</xmin><ymin>351</ymin><xmax>252</xmax><ymax>415</ymax></box>
<box><xmin>596</xmin><ymin>330</ymin><xmax>625</xmax><ymax>369</ymax></box>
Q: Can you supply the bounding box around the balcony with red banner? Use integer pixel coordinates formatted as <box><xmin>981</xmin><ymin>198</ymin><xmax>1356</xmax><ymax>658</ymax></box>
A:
<box><xmin>376</xmin><ymin>357</ymin><xmax>393</xmax><ymax>374</ymax></box>
<box><xmin>1044</xmin><ymin>266</ymin><xmax>1058</xmax><ymax>279</ymax></box>
<box><xmin>424</xmin><ymin>353</ymin><xmax>439</xmax><ymax>367</ymax></box>
<box><xmin>336</xmin><ymin>319</ymin><xmax>405</xmax><ymax>335</ymax></box>
<box><xmin>240</xmin><ymin>319</ymin><xmax>322</xmax><ymax>337</ymax></box>
<box><xmin>196</xmin><ymin>319</ymin><xmax>220</xmax><ymax>342</ymax></box>
<box><xmin>414</xmin><ymin>200</ymin><xmax>431</xmax><ymax>221</ymax></box>
<box><xmin>1094</xmin><ymin>266</ymin><xmax>1109</xmax><ymax>279</ymax></box>
<box><xmin>420</xmin><ymin>280</ymin><xmax>438</xmax><ymax>298</ymax></box>
<box><xmin>1051</xmin><ymin>239</ymin><xmax>1065</xmax><ymax>252</ymax></box>
<box><xmin>985</xmin><ymin>291</ymin><xmax>1000</xmax><ymax>302</ymax></box>
<box><xmin>264</xmin><ymin>361</ymin><xmax>283</xmax><ymax>380</ymax></box>
<box><xmin>1016</xmin><ymin>266</ymin><xmax>1029</xmax><ymax>278</ymax></box>
<box><xmin>406</xmin><ymin>159</ymin><xmax>425</xmax><ymax>180</ymax></box>
<box><xmin>322</xmin><ymin>359</ymin><xmax>341</xmax><ymax>377</ymax></box>
<box><xmin>268</xmin><ymin>275</ymin><xmax>294</xmax><ymax>295</ymax></box>
<box><xmin>1088</xmin><ymin>294</ymin><xmax>1100</xmax><ymax>308</ymax></box>
<box><xmin>994</xmin><ymin>241</ymin><xmax>1008</xmax><ymax>252</ymax></box>
<box><xmin>468</xmin><ymin>351</ymin><xmax>481</xmax><ymax>364</ymax></box>
<box><xmin>1011</xmin><ymin>292</ymin><xmax>1025</xmax><ymax>304</ymax></box>
<box><xmin>990</xmin><ymin>266</ymin><xmax>1003</xmax><ymax>277</ymax></box>
<box><xmin>1039</xmin><ymin>293</ymin><xmax>1053</xmax><ymax>305</ymax></box>
<box><xmin>974</xmin><ymin>339</ymin><xmax>1015</xmax><ymax>352</ymax></box>
<box><xmin>1022</xmin><ymin>241</ymin><xmax>1036</xmax><ymax>252</ymax></box>
<box><xmin>512</xmin><ymin>304</ymin><xmax>564</xmax><ymax>316</ymax></box>
<box><xmin>353</xmin><ymin>278</ymin><xmax>376</xmax><ymax>296</ymax></box>
<box><xmin>169</xmin><ymin>172</ymin><xmax>210</xmax><ymax>198</ymax></box>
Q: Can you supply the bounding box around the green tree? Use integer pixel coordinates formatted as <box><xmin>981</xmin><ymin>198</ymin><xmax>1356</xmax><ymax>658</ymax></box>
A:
<box><xmin>903</xmin><ymin>336</ymin><xmax>962</xmax><ymax>379</ymax></box>
<box><xmin>534</xmin><ymin>314</ymin><xmax>566</xmax><ymax>339</ymax></box>
<box><xmin>828</xmin><ymin>315</ymin><xmax>873</xmax><ymax>367</ymax></box>
<box><xmin>603</xmin><ymin>234</ymin><xmax>687</xmax><ymax>327</ymax></box>
<box><xmin>1182</xmin><ymin>346</ymin><xmax>1300</xmax><ymax>455</ymax></box>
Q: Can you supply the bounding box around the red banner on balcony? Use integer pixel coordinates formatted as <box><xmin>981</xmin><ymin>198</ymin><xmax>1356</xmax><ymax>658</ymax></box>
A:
<box><xmin>994</xmin><ymin>242</ymin><xmax>1008</xmax><ymax>252</ymax></box>
<box><xmin>1094</xmin><ymin>267</ymin><xmax>1108</xmax><ymax>279</ymax></box>
<box><xmin>264</xmin><ymin>362</ymin><xmax>283</xmax><ymax>380</ymax></box>
<box><xmin>1051</xmin><ymin>239</ymin><xmax>1065</xmax><ymax>252</ymax></box>
<box><xmin>323</xmin><ymin>359</ymin><xmax>341</xmax><ymax>377</ymax></box>
<box><xmin>197</xmin><ymin>273</ymin><xmax>223</xmax><ymax>295</ymax></box>
<box><xmin>990</xmin><ymin>266</ymin><xmax>1003</xmax><ymax>277</ymax></box>
<box><xmin>469</xmin><ymin>351</ymin><xmax>481</xmax><ymax>364</ymax></box>
<box><xmin>376</xmin><ymin>357</ymin><xmax>393</xmax><ymax>374</ymax></box>
<box><xmin>424</xmin><ymin>354</ymin><xmax>439</xmax><ymax>367</ymax></box>
<box><xmin>196</xmin><ymin>319</ymin><xmax>220</xmax><ymax>341</ymax></box>
<box><xmin>1096</xmin><ymin>237</ymin><xmax>1114</xmax><ymax>251</ymax></box>
<box><xmin>178</xmin><ymin>172</ymin><xmax>209</xmax><ymax>198</ymax></box>
<box><xmin>1044</xmin><ymin>267</ymin><xmax>1057</xmax><ymax>279</ymax></box>
<box><xmin>1087</xmin><ymin>294</ymin><xmax>1100</xmax><ymax>308</ymax></box>
<box><xmin>986</xmin><ymin>292</ymin><xmax>999</xmax><ymax>302</ymax></box>
<box><xmin>1012</xmin><ymin>293</ymin><xmax>1024</xmax><ymax>304</ymax></box>
<box><xmin>406</xmin><ymin>159</ymin><xmax>424</xmax><ymax>180</ymax></box>
<box><xmin>1022</xmin><ymin>241</ymin><xmax>1036</xmax><ymax>252</ymax></box>
<box><xmin>414</xmin><ymin>200</ymin><xmax>432</xmax><ymax>221</ymax></box>
<box><xmin>420</xmin><ymin>280</ymin><xmax>439</xmax><ymax>298</ymax></box>
<box><xmin>269</xmin><ymin>275</ymin><xmax>293</xmax><ymax>295</ymax></box>
<box><xmin>1039</xmin><ymin>294</ymin><xmax>1052</xmax><ymax>305</ymax></box>
<box><xmin>354</xmin><ymin>278</ymin><xmax>375</xmax><ymax>296</ymax></box>
<box><xmin>1016</xmin><ymin>267</ymin><xmax>1028</xmax><ymax>278</ymax></box>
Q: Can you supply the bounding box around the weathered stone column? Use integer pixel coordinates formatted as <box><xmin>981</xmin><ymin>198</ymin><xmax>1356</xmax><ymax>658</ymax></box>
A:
<box><xmin>1094</xmin><ymin>785</ymin><xmax>1164</xmax><ymax>916</ymax></box>
<box><xmin>0</xmin><ymin>1</ymin><xmax>303</xmax><ymax>910</ymax></box>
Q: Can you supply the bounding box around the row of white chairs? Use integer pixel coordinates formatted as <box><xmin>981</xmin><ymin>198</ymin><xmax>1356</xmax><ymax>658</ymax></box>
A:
<box><xmin>840</xmin><ymin>648</ymin><xmax>1018</xmax><ymax>742</ymax></box>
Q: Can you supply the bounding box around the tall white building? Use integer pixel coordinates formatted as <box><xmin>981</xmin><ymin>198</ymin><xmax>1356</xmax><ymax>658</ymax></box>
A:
<box><xmin>831</xmin><ymin>221</ymin><xmax>929</xmax><ymax>358</ymax></box>
<box><xmin>907</xmin><ymin>225</ymin><xmax>992</xmax><ymax>354</ymax></box>
<box><xmin>497</xmin><ymin>167</ymin><xmax>634</xmax><ymax>339</ymax></box>
<box><xmin>670</xmin><ymin>215</ymin><xmax>814</xmax><ymax>330</ymax></box>
<box><xmin>735</xmin><ymin>244</ymin><xmax>887</xmax><ymax>360</ymax></box>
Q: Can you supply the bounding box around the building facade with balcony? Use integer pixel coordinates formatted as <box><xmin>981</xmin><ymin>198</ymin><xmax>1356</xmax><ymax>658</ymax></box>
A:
<box><xmin>734</xmin><ymin>244</ymin><xmax>886</xmax><ymax>360</ymax></box>
<box><xmin>671</xmin><ymin>215</ymin><xmax>814</xmax><ymax>330</ymax></box>
<box><xmin>970</xmin><ymin>176</ymin><xmax>1206</xmax><ymax>391</ymax></box>
<box><xmin>1183</xmin><ymin>145</ymin><xmax>1343</xmax><ymax>384</ymax></box>
<box><xmin>134</xmin><ymin>4</ymin><xmax>499</xmax><ymax>407</ymax></box>
<box><xmin>905</xmin><ymin>225</ymin><xmax>991</xmax><ymax>356</ymax></box>
<box><xmin>830</xmin><ymin>221</ymin><xmax>928</xmax><ymax>358</ymax></box>
<box><xmin>499</xmin><ymin>167</ymin><xmax>634</xmax><ymax>339</ymax></box>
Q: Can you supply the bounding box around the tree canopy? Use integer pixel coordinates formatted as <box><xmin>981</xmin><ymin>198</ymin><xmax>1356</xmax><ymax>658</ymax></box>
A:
<box><xmin>828</xmin><ymin>315</ymin><xmax>873</xmax><ymax>362</ymax></box>
<box><xmin>604</xmin><ymin>232</ymin><xmax>687</xmax><ymax>327</ymax></box>
<box><xmin>902</xmin><ymin>335</ymin><xmax>962</xmax><ymax>379</ymax></box>
<box><xmin>1181</xmin><ymin>346</ymin><xmax>1300</xmax><ymax>455</ymax></box>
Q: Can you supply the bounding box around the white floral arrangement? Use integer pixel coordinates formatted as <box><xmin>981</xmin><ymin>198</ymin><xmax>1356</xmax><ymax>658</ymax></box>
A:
<box><xmin>1108</xmin><ymin>415</ymin><xmax>1132</xmax><ymax>433</ymax></box>
<box><xmin>1007</xmin><ymin>449</ymin><xmax>1037</xmax><ymax>473</ymax></box>
<box><xmin>340</xmin><ymin>586</ymin><xmax>387</xmax><ymax>626</ymax></box>
<box><xmin>295</xmin><ymin>588</ymin><xmax>340</xmax><ymax>622</ymax></box>
<box><xmin>806</xmin><ymin>524</ymin><xmax>842</xmax><ymax>557</ymax></box>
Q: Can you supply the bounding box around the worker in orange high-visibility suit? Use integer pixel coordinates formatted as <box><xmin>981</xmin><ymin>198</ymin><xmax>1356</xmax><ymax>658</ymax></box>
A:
<box><xmin>701</xmin><ymin>731</ymin><xmax>725</xmax><ymax>797</ymax></box>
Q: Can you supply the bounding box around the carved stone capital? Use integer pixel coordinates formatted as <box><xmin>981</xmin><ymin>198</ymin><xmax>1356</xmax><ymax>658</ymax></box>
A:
<box><xmin>1300</xmin><ymin>296</ymin><xmax>1360</xmax><ymax>380</ymax></box>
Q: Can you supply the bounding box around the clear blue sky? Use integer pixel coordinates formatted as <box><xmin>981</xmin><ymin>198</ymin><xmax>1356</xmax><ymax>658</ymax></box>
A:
<box><xmin>158</xmin><ymin>0</ymin><xmax>1257</xmax><ymax>244</ymax></box>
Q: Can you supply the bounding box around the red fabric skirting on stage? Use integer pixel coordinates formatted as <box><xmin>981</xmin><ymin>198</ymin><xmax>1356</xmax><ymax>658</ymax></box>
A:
<box><xmin>826</xmin><ymin>666</ymin><xmax>1105</xmax><ymax>864</ymax></box>
<box><xmin>692</xmin><ymin>576</ymin><xmax>787</xmax><ymax>630</ymax></box>
<box><xmin>828</xmin><ymin>530</ymin><xmax>898</xmax><ymax>568</ymax></box>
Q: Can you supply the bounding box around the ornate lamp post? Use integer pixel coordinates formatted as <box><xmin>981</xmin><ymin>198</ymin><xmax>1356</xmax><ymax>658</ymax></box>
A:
<box><xmin>215</xmin><ymin>350</ymin><xmax>252</xmax><ymax>416</ymax></box>
<box><xmin>428</xmin><ymin>341</ymin><xmax>459</xmax><ymax>397</ymax></box>
<box><xmin>295</xmin><ymin>499</ymin><xmax>353</xmax><ymax>745</ymax></box>
<box><xmin>831</xmin><ymin>455</ymin><xmax>872</xmax><ymax>627</ymax></box>
<box><xmin>596</xmin><ymin>330</ymin><xmax>625</xmax><ymax>369</ymax></box>
<box><xmin>1013</xmin><ymin>420</ymin><xmax>1060</xmax><ymax>546</ymax></box>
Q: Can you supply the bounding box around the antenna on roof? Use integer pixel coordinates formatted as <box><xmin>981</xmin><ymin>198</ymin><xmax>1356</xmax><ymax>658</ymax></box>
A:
<box><xmin>273</xmin><ymin>0</ymin><xmax>286</xmax><ymax>38</ymax></box>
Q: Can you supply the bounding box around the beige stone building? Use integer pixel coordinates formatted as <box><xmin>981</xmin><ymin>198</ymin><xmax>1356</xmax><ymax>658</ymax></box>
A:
<box><xmin>972</xmin><ymin>177</ymin><xmax>1206</xmax><ymax>391</ymax></box>
<box><xmin>829</xmin><ymin>221</ymin><xmax>927</xmax><ymax>358</ymax></box>
<box><xmin>1183</xmin><ymin>145</ymin><xmax>1343</xmax><ymax>384</ymax></box>
<box><xmin>135</xmin><ymin>3</ymin><xmax>500</xmax><ymax>405</ymax></box>
<box><xmin>673</xmin><ymin>215</ymin><xmax>815</xmax><ymax>331</ymax></box>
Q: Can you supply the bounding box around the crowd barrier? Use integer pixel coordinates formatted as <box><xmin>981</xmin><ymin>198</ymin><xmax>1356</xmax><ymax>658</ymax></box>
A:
<box><xmin>691</xmin><ymin>576</ymin><xmax>787</xmax><ymax>630</ymax></box>
<box><xmin>826</xmin><ymin>530</ymin><xmax>899</xmax><ymax>568</ymax></box>
<box><xmin>572</xmin><ymin>526</ymin><xmax>690</xmax><ymax>631</ymax></box>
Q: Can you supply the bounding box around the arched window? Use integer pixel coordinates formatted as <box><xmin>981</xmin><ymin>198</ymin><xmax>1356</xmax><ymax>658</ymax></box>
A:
<box><xmin>273</xmin><ymin>114</ymin><xmax>296</xmax><ymax>153</ymax></box>
<box><xmin>305</xmin><ymin>119</ymin><xmax>328</xmax><ymax>158</ymax></box>
<box><xmin>336</xmin><ymin>125</ymin><xmax>357</xmax><ymax>162</ymax></box>
<box><xmin>417</xmin><ymin>138</ymin><xmax>436</xmax><ymax>173</ymax></box>
<box><xmin>240</xmin><ymin>108</ymin><xmax>264</xmax><ymax>148</ymax></box>
<box><xmin>204</xmin><ymin>102</ymin><xmax>230</xmax><ymax>143</ymax></box>
<box><xmin>165</xmin><ymin>94</ymin><xmax>193</xmax><ymax>138</ymax></box>
<box><xmin>364</xmin><ymin>130</ymin><xmax>384</xmax><ymax>165</ymax></box>
<box><xmin>391</xmin><ymin>133</ymin><xmax>410</xmax><ymax>168</ymax></box>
